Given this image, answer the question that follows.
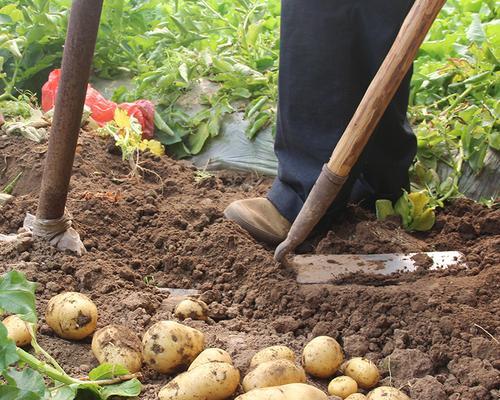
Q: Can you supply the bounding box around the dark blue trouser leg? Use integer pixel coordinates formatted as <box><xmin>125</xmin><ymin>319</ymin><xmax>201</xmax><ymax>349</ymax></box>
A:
<box><xmin>268</xmin><ymin>0</ymin><xmax>417</xmax><ymax>223</ymax></box>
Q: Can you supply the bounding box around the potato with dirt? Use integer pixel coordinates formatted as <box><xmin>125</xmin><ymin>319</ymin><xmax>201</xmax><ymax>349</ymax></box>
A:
<box><xmin>174</xmin><ymin>298</ymin><xmax>209</xmax><ymax>321</ymax></box>
<box><xmin>302</xmin><ymin>336</ymin><xmax>344</xmax><ymax>378</ymax></box>
<box><xmin>158</xmin><ymin>361</ymin><xmax>240</xmax><ymax>400</ymax></box>
<box><xmin>367</xmin><ymin>386</ymin><xmax>410</xmax><ymax>400</ymax></box>
<box><xmin>242</xmin><ymin>359</ymin><xmax>307</xmax><ymax>392</ymax></box>
<box><xmin>2</xmin><ymin>315</ymin><xmax>32</xmax><ymax>346</ymax></box>
<box><xmin>142</xmin><ymin>320</ymin><xmax>204</xmax><ymax>373</ymax></box>
<box><xmin>45</xmin><ymin>292</ymin><xmax>97</xmax><ymax>340</ymax></box>
<box><xmin>328</xmin><ymin>375</ymin><xmax>358</xmax><ymax>398</ymax></box>
<box><xmin>91</xmin><ymin>324</ymin><xmax>142</xmax><ymax>373</ymax></box>
<box><xmin>342</xmin><ymin>357</ymin><xmax>380</xmax><ymax>389</ymax></box>
<box><xmin>189</xmin><ymin>348</ymin><xmax>232</xmax><ymax>371</ymax></box>
<box><xmin>249</xmin><ymin>345</ymin><xmax>295</xmax><ymax>368</ymax></box>
<box><xmin>235</xmin><ymin>383</ymin><xmax>328</xmax><ymax>400</ymax></box>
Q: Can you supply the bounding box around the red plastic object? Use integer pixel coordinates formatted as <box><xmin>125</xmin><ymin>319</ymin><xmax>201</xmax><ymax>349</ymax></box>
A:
<box><xmin>42</xmin><ymin>69</ymin><xmax>154</xmax><ymax>139</ymax></box>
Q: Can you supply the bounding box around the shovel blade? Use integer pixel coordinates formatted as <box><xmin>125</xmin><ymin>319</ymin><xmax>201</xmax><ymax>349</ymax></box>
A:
<box><xmin>291</xmin><ymin>251</ymin><xmax>466</xmax><ymax>284</ymax></box>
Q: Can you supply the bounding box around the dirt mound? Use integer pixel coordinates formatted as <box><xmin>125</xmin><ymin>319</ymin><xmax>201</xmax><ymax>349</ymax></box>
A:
<box><xmin>1</xmin><ymin>130</ymin><xmax>499</xmax><ymax>399</ymax></box>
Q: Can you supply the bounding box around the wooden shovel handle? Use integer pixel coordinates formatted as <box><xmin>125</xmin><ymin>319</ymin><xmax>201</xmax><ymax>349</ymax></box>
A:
<box><xmin>327</xmin><ymin>0</ymin><xmax>447</xmax><ymax>176</ymax></box>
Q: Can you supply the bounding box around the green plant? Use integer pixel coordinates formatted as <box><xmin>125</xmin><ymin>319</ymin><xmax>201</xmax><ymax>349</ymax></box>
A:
<box><xmin>376</xmin><ymin>190</ymin><xmax>436</xmax><ymax>232</ymax></box>
<box><xmin>0</xmin><ymin>270</ymin><xmax>142</xmax><ymax>399</ymax></box>
<box><xmin>409</xmin><ymin>0</ymin><xmax>499</xmax><ymax>204</ymax></box>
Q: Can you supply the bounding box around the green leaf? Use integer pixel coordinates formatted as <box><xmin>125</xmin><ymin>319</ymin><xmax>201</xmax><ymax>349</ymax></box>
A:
<box><xmin>0</xmin><ymin>386</ymin><xmax>40</xmax><ymax>400</ymax></box>
<box><xmin>178</xmin><ymin>63</ymin><xmax>189</xmax><ymax>83</ymax></box>
<box><xmin>409</xmin><ymin>208</ymin><xmax>436</xmax><ymax>232</ymax></box>
<box><xmin>187</xmin><ymin>122</ymin><xmax>210</xmax><ymax>155</ymax></box>
<box><xmin>2</xmin><ymin>368</ymin><xmax>47</xmax><ymax>399</ymax></box>
<box><xmin>50</xmin><ymin>385</ymin><xmax>77</xmax><ymax>400</ymax></box>
<box><xmin>408</xmin><ymin>191</ymin><xmax>431</xmax><ymax>216</ymax></box>
<box><xmin>100</xmin><ymin>379</ymin><xmax>142</xmax><ymax>400</ymax></box>
<box><xmin>0</xmin><ymin>323</ymin><xmax>19</xmax><ymax>370</ymax></box>
<box><xmin>88</xmin><ymin>363</ymin><xmax>130</xmax><ymax>381</ymax></box>
<box><xmin>5</xmin><ymin>39</ymin><xmax>22</xmax><ymax>58</ymax></box>
<box><xmin>0</xmin><ymin>271</ymin><xmax>37</xmax><ymax>323</ymax></box>
<box><xmin>394</xmin><ymin>192</ymin><xmax>413</xmax><ymax>229</ymax></box>
<box><xmin>489</xmin><ymin>130</ymin><xmax>500</xmax><ymax>150</ymax></box>
<box><xmin>375</xmin><ymin>199</ymin><xmax>396</xmax><ymax>220</ymax></box>
<box><xmin>467</xmin><ymin>14</ymin><xmax>486</xmax><ymax>44</ymax></box>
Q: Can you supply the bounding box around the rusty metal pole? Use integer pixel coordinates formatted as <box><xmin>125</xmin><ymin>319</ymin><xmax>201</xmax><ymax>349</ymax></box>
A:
<box><xmin>36</xmin><ymin>0</ymin><xmax>103</xmax><ymax>220</ymax></box>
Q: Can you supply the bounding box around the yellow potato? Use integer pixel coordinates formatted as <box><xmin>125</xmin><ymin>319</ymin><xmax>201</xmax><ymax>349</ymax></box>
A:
<box><xmin>2</xmin><ymin>315</ymin><xmax>32</xmax><ymax>346</ymax></box>
<box><xmin>174</xmin><ymin>298</ymin><xmax>209</xmax><ymax>321</ymax></box>
<box><xmin>343</xmin><ymin>357</ymin><xmax>380</xmax><ymax>389</ymax></box>
<box><xmin>91</xmin><ymin>324</ymin><xmax>143</xmax><ymax>373</ymax></box>
<box><xmin>45</xmin><ymin>292</ymin><xmax>97</xmax><ymax>340</ymax></box>
<box><xmin>367</xmin><ymin>387</ymin><xmax>410</xmax><ymax>400</ymax></box>
<box><xmin>142</xmin><ymin>321</ymin><xmax>204</xmax><ymax>374</ymax></box>
<box><xmin>345</xmin><ymin>394</ymin><xmax>367</xmax><ymax>400</ymax></box>
<box><xmin>302</xmin><ymin>336</ymin><xmax>344</xmax><ymax>378</ymax></box>
<box><xmin>328</xmin><ymin>376</ymin><xmax>358</xmax><ymax>398</ymax></box>
<box><xmin>158</xmin><ymin>361</ymin><xmax>240</xmax><ymax>400</ymax></box>
<box><xmin>250</xmin><ymin>345</ymin><xmax>295</xmax><ymax>368</ymax></box>
<box><xmin>189</xmin><ymin>348</ymin><xmax>232</xmax><ymax>371</ymax></box>
<box><xmin>235</xmin><ymin>383</ymin><xmax>328</xmax><ymax>400</ymax></box>
<box><xmin>242</xmin><ymin>359</ymin><xmax>306</xmax><ymax>392</ymax></box>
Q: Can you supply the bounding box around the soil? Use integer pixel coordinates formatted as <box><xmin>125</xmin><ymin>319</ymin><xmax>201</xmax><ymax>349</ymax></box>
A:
<box><xmin>1</xmin><ymin>128</ymin><xmax>499</xmax><ymax>400</ymax></box>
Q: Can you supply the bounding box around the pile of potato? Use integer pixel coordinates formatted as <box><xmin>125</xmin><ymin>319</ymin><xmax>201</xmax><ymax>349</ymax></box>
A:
<box><xmin>2</xmin><ymin>292</ymin><xmax>411</xmax><ymax>400</ymax></box>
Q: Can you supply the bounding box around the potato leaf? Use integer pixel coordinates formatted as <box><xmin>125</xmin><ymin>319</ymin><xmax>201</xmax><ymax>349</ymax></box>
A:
<box><xmin>0</xmin><ymin>323</ymin><xmax>19</xmax><ymax>371</ymax></box>
<box><xmin>88</xmin><ymin>363</ymin><xmax>130</xmax><ymax>381</ymax></box>
<box><xmin>99</xmin><ymin>379</ymin><xmax>142</xmax><ymax>400</ymax></box>
<box><xmin>50</xmin><ymin>385</ymin><xmax>77</xmax><ymax>400</ymax></box>
<box><xmin>0</xmin><ymin>271</ymin><xmax>37</xmax><ymax>323</ymax></box>
<box><xmin>1</xmin><ymin>368</ymin><xmax>47</xmax><ymax>399</ymax></box>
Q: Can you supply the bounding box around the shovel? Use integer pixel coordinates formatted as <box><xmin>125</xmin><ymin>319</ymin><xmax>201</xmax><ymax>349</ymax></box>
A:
<box><xmin>291</xmin><ymin>251</ymin><xmax>466</xmax><ymax>284</ymax></box>
<box><xmin>275</xmin><ymin>0</ymin><xmax>448</xmax><ymax>263</ymax></box>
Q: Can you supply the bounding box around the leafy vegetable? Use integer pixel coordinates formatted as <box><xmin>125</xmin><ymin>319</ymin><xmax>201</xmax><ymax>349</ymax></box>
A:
<box><xmin>0</xmin><ymin>271</ymin><xmax>142</xmax><ymax>399</ymax></box>
<box><xmin>376</xmin><ymin>190</ymin><xmax>436</xmax><ymax>232</ymax></box>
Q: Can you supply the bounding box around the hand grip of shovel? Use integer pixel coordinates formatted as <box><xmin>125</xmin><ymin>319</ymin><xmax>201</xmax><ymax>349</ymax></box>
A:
<box><xmin>274</xmin><ymin>0</ymin><xmax>447</xmax><ymax>262</ymax></box>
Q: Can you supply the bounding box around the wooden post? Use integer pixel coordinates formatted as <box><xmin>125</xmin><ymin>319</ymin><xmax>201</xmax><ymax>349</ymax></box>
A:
<box><xmin>36</xmin><ymin>0</ymin><xmax>104</xmax><ymax>220</ymax></box>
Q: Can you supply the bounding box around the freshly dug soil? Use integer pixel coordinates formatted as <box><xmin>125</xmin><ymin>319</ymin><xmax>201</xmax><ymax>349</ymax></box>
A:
<box><xmin>1</xmin><ymin>129</ymin><xmax>499</xmax><ymax>400</ymax></box>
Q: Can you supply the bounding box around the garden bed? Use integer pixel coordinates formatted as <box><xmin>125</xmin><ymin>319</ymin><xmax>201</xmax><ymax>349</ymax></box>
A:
<box><xmin>0</xmin><ymin>129</ymin><xmax>499</xmax><ymax>399</ymax></box>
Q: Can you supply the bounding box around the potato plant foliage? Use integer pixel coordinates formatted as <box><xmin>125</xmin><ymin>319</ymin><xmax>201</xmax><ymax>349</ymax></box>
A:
<box><xmin>0</xmin><ymin>271</ymin><xmax>141</xmax><ymax>400</ymax></box>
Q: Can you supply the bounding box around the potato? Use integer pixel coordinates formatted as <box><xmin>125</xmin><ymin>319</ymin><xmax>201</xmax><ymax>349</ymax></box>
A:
<box><xmin>345</xmin><ymin>395</ymin><xmax>367</xmax><ymax>400</ymax></box>
<box><xmin>367</xmin><ymin>387</ymin><xmax>410</xmax><ymax>400</ymax></box>
<box><xmin>2</xmin><ymin>315</ymin><xmax>32</xmax><ymax>346</ymax></box>
<box><xmin>328</xmin><ymin>376</ymin><xmax>358</xmax><ymax>398</ymax></box>
<box><xmin>174</xmin><ymin>298</ymin><xmax>209</xmax><ymax>321</ymax></box>
<box><xmin>250</xmin><ymin>345</ymin><xmax>295</xmax><ymax>368</ymax></box>
<box><xmin>235</xmin><ymin>383</ymin><xmax>328</xmax><ymax>400</ymax></box>
<box><xmin>302</xmin><ymin>336</ymin><xmax>344</xmax><ymax>378</ymax></box>
<box><xmin>45</xmin><ymin>292</ymin><xmax>97</xmax><ymax>340</ymax></box>
<box><xmin>91</xmin><ymin>324</ymin><xmax>142</xmax><ymax>373</ymax></box>
<box><xmin>242</xmin><ymin>359</ymin><xmax>306</xmax><ymax>392</ymax></box>
<box><xmin>142</xmin><ymin>320</ymin><xmax>204</xmax><ymax>374</ymax></box>
<box><xmin>189</xmin><ymin>348</ymin><xmax>232</xmax><ymax>371</ymax></box>
<box><xmin>343</xmin><ymin>357</ymin><xmax>380</xmax><ymax>389</ymax></box>
<box><xmin>158</xmin><ymin>361</ymin><xmax>240</xmax><ymax>400</ymax></box>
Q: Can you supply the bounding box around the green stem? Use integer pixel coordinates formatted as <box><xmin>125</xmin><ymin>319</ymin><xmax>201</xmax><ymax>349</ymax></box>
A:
<box><xmin>16</xmin><ymin>348</ymin><xmax>79</xmax><ymax>386</ymax></box>
<box><xmin>199</xmin><ymin>0</ymin><xmax>238</xmax><ymax>30</ymax></box>
<box><xmin>28</xmin><ymin>324</ymin><xmax>65</xmax><ymax>374</ymax></box>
